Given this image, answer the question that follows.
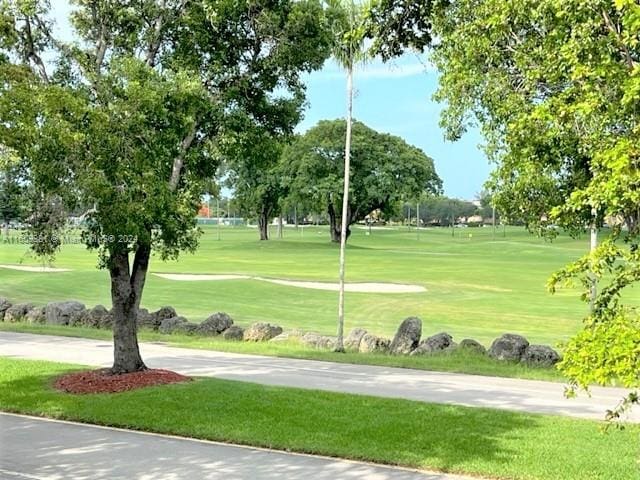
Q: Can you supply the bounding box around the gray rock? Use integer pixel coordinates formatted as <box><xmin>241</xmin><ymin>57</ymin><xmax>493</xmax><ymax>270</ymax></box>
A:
<box><xmin>301</xmin><ymin>332</ymin><xmax>336</xmax><ymax>349</ymax></box>
<box><xmin>410</xmin><ymin>332</ymin><xmax>454</xmax><ymax>356</ymax></box>
<box><xmin>136</xmin><ymin>308</ymin><xmax>155</xmax><ymax>329</ymax></box>
<box><xmin>4</xmin><ymin>303</ymin><xmax>35</xmax><ymax>322</ymax></box>
<box><xmin>459</xmin><ymin>338</ymin><xmax>487</xmax><ymax>354</ymax></box>
<box><xmin>287</xmin><ymin>328</ymin><xmax>306</xmax><ymax>339</ymax></box>
<box><xmin>25</xmin><ymin>306</ymin><xmax>46</xmax><ymax>324</ymax></box>
<box><xmin>359</xmin><ymin>334</ymin><xmax>390</xmax><ymax>354</ymax></box>
<box><xmin>521</xmin><ymin>344</ymin><xmax>561</xmax><ymax>367</ymax></box>
<box><xmin>78</xmin><ymin>305</ymin><xmax>111</xmax><ymax>328</ymax></box>
<box><xmin>270</xmin><ymin>332</ymin><xmax>292</xmax><ymax>342</ymax></box>
<box><xmin>0</xmin><ymin>298</ymin><xmax>12</xmax><ymax>321</ymax></box>
<box><xmin>45</xmin><ymin>301</ymin><xmax>86</xmax><ymax>326</ymax></box>
<box><xmin>222</xmin><ymin>325</ymin><xmax>244</xmax><ymax>341</ymax></box>
<box><xmin>159</xmin><ymin>316</ymin><xmax>188</xmax><ymax>334</ymax></box>
<box><xmin>99</xmin><ymin>310</ymin><xmax>114</xmax><ymax>329</ymax></box>
<box><xmin>244</xmin><ymin>322</ymin><xmax>283</xmax><ymax>342</ymax></box>
<box><xmin>148</xmin><ymin>306</ymin><xmax>177</xmax><ymax>331</ymax></box>
<box><xmin>489</xmin><ymin>333</ymin><xmax>530</xmax><ymax>361</ymax></box>
<box><xmin>389</xmin><ymin>317</ymin><xmax>422</xmax><ymax>354</ymax></box>
<box><xmin>344</xmin><ymin>328</ymin><xmax>368</xmax><ymax>351</ymax></box>
<box><xmin>197</xmin><ymin>312</ymin><xmax>233</xmax><ymax>336</ymax></box>
<box><xmin>175</xmin><ymin>322</ymin><xmax>200</xmax><ymax>335</ymax></box>
<box><xmin>444</xmin><ymin>341</ymin><xmax>459</xmax><ymax>353</ymax></box>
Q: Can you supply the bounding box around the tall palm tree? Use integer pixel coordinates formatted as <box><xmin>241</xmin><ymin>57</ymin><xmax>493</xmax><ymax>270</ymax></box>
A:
<box><xmin>328</xmin><ymin>0</ymin><xmax>368</xmax><ymax>352</ymax></box>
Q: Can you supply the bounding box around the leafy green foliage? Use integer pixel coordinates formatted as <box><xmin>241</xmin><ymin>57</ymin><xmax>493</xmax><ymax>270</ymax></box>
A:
<box><xmin>282</xmin><ymin>119</ymin><xmax>442</xmax><ymax>239</ymax></box>
<box><xmin>421</xmin><ymin>0</ymin><xmax>640</xmax><ymax>406</ymax></box>
<box><xmin>0</xmin><ymin>0</ymin><xmax>333</xmax><ymax>370</ymax></box>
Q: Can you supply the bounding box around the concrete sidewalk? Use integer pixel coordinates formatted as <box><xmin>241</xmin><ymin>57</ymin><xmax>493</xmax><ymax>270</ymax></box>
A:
<box><xmin>1</xmin><ymin>331</ymin><xmax>637</xmax><ymax>422</ymax></box>
<box><xmin>0</xmin><ymin>413</ymin><xmax>467</xmax><ymax>480</ymax></box>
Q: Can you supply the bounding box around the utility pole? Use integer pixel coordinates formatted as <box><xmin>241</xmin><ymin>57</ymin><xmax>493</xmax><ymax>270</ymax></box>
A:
<box><xmin>216</xmin><ymin>197</ymin><xmax>221</xmax><ymax>241</ymax></box>
<box><xmin>492</xmin><ymin>204</ymin><xmax>496</xmax><ymax>240</ymax></box>
<box><xmin>416</xmin><ymin>202</ymin><xmax>420</xmax><ymax>240</ymax></box>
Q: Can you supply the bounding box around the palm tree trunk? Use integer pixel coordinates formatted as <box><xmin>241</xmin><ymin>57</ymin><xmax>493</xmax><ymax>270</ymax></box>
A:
<box><xmin>336</xmin><ymin>63</ymin><xmax>354</xmax><ymax>353</ymax></box>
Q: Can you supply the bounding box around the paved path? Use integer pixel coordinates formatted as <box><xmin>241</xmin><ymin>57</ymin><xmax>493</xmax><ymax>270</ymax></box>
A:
<box><xmin>1</xmin><ymin>332</ymin><xmax>637</xmax><ymax>422</ymax></box>
<box><xmin>0</xmin><ymin>413</ymin><xmax>465</xmax><ymax>480</ymax></box>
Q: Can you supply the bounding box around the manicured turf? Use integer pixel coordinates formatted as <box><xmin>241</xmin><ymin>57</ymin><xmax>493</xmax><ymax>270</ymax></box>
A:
<box><xmin>0</xmin><ymin>357</ymin><xmax>637</xmax><ymax>480</ymax></box>
<box><xmin>0</xmin><ymin>323</ymin><xmax>566</xmax><ymax>382</ymax></box>
<box><xmin>1</xmin><ymin>226</ymin><xmax>635</xmax><ymax>345</ymax></box>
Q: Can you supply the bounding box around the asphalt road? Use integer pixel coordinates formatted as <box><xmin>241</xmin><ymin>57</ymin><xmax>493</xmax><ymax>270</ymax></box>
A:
<box><xmin>1</xmin><ymin>331</ymin><xmax>637</xmax><ymax>422</ymax></box>
<box><xmin>0</xmin><ymin>413</ymin><xmax>467</xmax><ymax>480</ymax></box>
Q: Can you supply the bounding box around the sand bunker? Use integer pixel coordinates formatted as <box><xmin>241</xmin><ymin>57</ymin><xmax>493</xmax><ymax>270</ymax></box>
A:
<box><xmin>152</xmin><ymin>273</ymin><xmax>425</xmax><ymax>294</ymax></box>
<box><xmin>0</xmin><ymin>264</ymin><xmax>71</xmax><ymax>273</ymax></box>
<box><xmin>153</xmin><ymin>273</ymin><xmax>250</xmax><ymax>281</ymax></box>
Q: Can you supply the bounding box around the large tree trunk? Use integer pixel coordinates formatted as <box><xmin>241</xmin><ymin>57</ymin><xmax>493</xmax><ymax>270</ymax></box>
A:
<box><xmin>109</xmin><ymin>244</ymin><xmax>150</xmax><ymax>374</ymax></box>
<box><xmin>258</xmin><ymin>208</ymin><xmax>269</xmax><ymax>241</ymax></box>
<box><xmin>328</xmin><ymin>203</ymin><xmax>351</xmax><ymax>243</ymax></box>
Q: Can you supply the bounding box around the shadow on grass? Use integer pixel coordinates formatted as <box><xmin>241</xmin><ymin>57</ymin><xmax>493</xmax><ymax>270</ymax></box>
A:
<box><xmin>0</xmin><ymin>369</ymin><xmax>531</xmax><ymax>477</ymax></box>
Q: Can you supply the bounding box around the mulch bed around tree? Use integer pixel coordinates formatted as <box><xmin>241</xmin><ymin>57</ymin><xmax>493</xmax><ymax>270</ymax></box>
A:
<box><xmin>53</xmin><ymin>368</ymin><xmax>192</xmax><ymax>394</ymax></box>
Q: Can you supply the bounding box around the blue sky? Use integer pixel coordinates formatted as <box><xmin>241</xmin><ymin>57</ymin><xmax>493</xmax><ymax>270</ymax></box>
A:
<box><xmin>51</xmin><ymin>4</ymin><xmax>490</xmax><ymax>199</ymax></box>
<box><xmin>299</xmin><ymin>57</ymin><xmax>490</xmax><ymax>199</ymax></box>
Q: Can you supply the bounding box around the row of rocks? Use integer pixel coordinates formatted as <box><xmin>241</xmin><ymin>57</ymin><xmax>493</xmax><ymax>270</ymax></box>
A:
<box><xmin>337</xmin><ymin>317</ymin><xmax>561</xmax><ymax>367</ymax></box>
<box><xmin>0</xmin><ymin>297</ymin><xmax>560</xmax><ymax>366</ymax></box>
<box><xmin>0</xmin><ymin>297</ymin><xmax>285</xmax><ymax>343</ymax></box>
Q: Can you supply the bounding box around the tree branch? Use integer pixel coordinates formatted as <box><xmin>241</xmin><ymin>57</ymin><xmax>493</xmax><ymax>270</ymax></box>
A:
<box><xmin>601</xmin><ymin>9</ymin><xmax>637</xmax><ymax>70</ymax></box>
<box><xmin>169</xmin><ymin>123</ymin><xmax>197</xmax><ymax>191</ymax></box>
<box><xmin>24</xmin><ymin>17</ymin><xmax>49</xmax><ymax>83</ymax></box>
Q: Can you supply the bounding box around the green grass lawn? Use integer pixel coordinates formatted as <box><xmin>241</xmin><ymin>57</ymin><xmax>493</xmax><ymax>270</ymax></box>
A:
<box><xmin>1</xmin><ymin>225</ymin><xmax>634</xmax><ymax>346</ymax></box>
<box><xmin>0</xmin><ymin>322</ymin><xmax>566</xmax><ymax>382</ymax></box>
<box><xmin>0</xmin><ymin>357</ymin><xmax>637</xmax><ymax>480</ymax></box>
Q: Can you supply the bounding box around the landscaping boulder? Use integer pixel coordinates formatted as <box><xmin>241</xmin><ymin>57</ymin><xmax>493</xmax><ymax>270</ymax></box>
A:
<box><xmin>358</xmin><ymin>334</ymin><xmax>390</xmax><ymax>353</ymax></box>
<box><xmin>270</xmin><ymin>332</ymin><xmax>291</xmax><ymax>342</ymax></box>
<box><xmin>148</xmin><ymin>306</ymin><xmax>177</xmax><ymax>331</ymax></box>
<box><xmin>301</xmin><ymin>332</ymin><xmax>336</xmax><ymax>349</ymax></box>
<box><xmin>136</xmin><ymin>308</ymin><xmax>155</xmax><ymax>329</ymax></box>
<box><xmin>25</xmin><ymin>306</ymin><xmax>46</xmax><ymax>324</ymax></box>
<box><xmin>222</xmin><ymin>325</ymin><xmax>244</xmax><ymax>341</ymax></box>
<box><xmin>444</xmin><ymin>341</ymin><xmax>459</xmax><ymax>353</ymax></box>
<box><xmin>0</xmin><ymin>298</ymin><xmax>12</xmax><ymax>321</ymax></box>
<box><xmin>521</xmin><ymin>345</ymin><xmax>561</xmax><ymax>367</ymax></box>
<box><xmin>244</xmin><ymin>322</ymin><xmax>283</xmax><ymax>342</ymax></box>
<box><xmin>78</xmin><ymin>305</ymin><xmax>111</xmax><ymax>328</ymax></box>
<box><xmin>159</xmin><ymin>316</ymin><xmax>188</xmax><ymax>334</ymax></box>
<box><xmin>489</xmin><ymin>334</ymin><xmax>530</xmax><ymax>361</ymax></box>
<box><xmin>459</xmin><ymin>338</ymin><xmax>487</xmax><ymax>355</ymax></box>
<box><xmin>197</xmin><ymin>312</ymin><xmax>233</xmax><ymax>336</ymax></box>
<box><xmin>4</xmin><ymin>303</ymin><xmax>35</xmax><ymax>322</ymax></box>
<box><xmin>175</xmin><ymin>322</ymin><xmax>199</xmax><ymax>335</ymax></box>
<box><xmin>389</xmin><ymin>317</ymin><xmax>422</xmax><ymax>354</ymax></box>
<box><xmin>45</xmin><ymin>301</ymin><xmax>86</xmax><ymax>326</ymax></box>
<box><xmin>410</xmin><ymin>332</ymin><xmax>454</xmax><ymax>356</ymax></box>
<box><xmin>344</xmin><ymin>328</ymin><xmax>368</xmax><ymax>351</ymax></box>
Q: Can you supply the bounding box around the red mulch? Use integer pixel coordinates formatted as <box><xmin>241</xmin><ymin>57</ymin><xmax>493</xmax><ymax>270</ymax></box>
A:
<box><xmin>53</xmin><ymin>368</ymin><xmax>192</xmax><ymax>394</ymax></box>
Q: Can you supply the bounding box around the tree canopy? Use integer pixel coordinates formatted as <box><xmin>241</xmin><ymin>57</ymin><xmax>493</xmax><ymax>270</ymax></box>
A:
<box><xmin>422</xmin><ymin>0</ymin><xmax>640</xmax><ymax>412</ymax></box>
<box><xmin>282</xmin><ymin>119</ymin><xmax>442</xmax><ymax>242</ymax></box>
<box><xmin>0</xmin><ymin>0</ymin><xmax>331</xmax><ymax>373</ymax></box>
